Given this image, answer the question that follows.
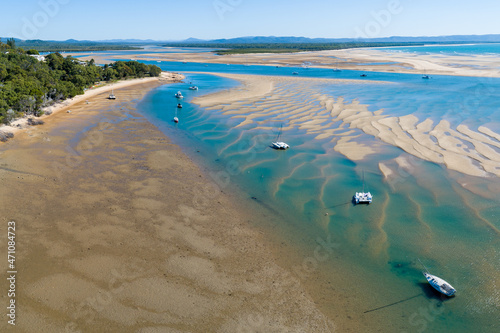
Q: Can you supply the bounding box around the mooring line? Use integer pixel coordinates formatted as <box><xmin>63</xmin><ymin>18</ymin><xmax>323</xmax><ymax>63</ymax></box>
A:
<box><xmin>364</xmin><ymin>293</ymin><xmax>423</xmax><ymax>314</ymax></box>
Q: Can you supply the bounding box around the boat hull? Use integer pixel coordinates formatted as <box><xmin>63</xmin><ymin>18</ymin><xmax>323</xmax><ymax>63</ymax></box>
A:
<box><xmin>271</xmin><ymin>141</ymin><xmax>289</xmax><ymax>150</ymax></box>
<box><xmin>354</xmin><ymin>192</ymin><xmax>372</xmax><ymax>204</ymax></box>
<box><xmin>423</xmin><ymin>272</ymin><xmax>456</xmax><ymax>296</ymax></box>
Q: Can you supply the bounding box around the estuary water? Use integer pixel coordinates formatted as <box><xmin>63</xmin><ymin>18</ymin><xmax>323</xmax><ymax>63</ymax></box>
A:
<box><xmin>127</xmin><ymin>59</ymin><xmax>500</xmax><ymax>332</ymax></box>
<box><xmin>377</xmin><ymin>42</ymin><xmax>500</xmax><ymax>56</ymax></box>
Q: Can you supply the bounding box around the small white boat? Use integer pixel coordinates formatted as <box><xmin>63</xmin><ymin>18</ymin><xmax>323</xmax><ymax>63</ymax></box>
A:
<box><xmin>271</xmin><ymin>124</ymin><xmax>290</xmax><ymax>150</ymax></box>
<box><xmin>174</xmin><ymin>91</ymin><xmax>183</xmax><ymax>98</ymax></box>
<box><xmin>173</xmin><ymin>106</ymin><xmax>179</xmax><ymax>123</ymax></box>
<box><xmin>189</xmin><ymin>86</ymin><xmax>198</xmax><ymax>90</ymax></box>
<box><xmin>354</xmin><ymin>171</ymin><xmax>372</xmax><ymax>204</ymax></box>
<box><xmin>108</xmin><ymin>90</ymin><xmax>116</xmax><ymax>100</ymax></box>
<box><xmin>272</xmin><ymin>141</ymin><xmax>290</xmax><ymax>150</ymax></box>
<box><xmin>177</xmin><ymin>103</ymin><xmax>183</xmax><ymax>108</ymax></box>
<box><xmin>418</xmin><ymin>259</ymin><xmax>456</xmax><ymax>296</ymax></box>
<box><xmin>422</xmin><ymin>75</ymin><xmax>430</xmax><ymax>79</ymax></box>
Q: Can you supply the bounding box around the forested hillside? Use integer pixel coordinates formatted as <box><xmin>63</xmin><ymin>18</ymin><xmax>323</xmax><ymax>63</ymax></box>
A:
<box><xmin>0</xmin><ymin>39</ymin><xmax>161</xmax><ymax>124</ymax></box>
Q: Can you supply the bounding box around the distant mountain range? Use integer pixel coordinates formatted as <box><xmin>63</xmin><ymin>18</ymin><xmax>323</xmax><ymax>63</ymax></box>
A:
<box><xmin>180</xmin><ymin>34</ymin><xmax>500</xmax><ymax>44</ymax></box>
<box><xmin>4</xmin><ymin>34</ymin><xmax>500</xmax><ymax>45</ymax></box>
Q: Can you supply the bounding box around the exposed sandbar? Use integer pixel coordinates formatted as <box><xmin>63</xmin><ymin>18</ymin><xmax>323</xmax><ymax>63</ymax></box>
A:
<box><xmin>193</xmin><ymin>72</ymin><xmax>500</xmax><ymax>177</ymax></box>
<box><xmin>0</xmin><ymin>79</ymin><xmax>336</xmax><ymax>332</ymax></box>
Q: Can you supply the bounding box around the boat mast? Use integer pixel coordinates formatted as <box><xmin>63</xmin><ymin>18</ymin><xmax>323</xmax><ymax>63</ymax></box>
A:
<box><xmin>417</xmin><ymin>258</ymin><xmax>430</xmax><ymax>273</ymax></box>
<box><xmin>362</xmin><ymin>170</ymin><xmax>365</xmax><ymax>193</ymax></box>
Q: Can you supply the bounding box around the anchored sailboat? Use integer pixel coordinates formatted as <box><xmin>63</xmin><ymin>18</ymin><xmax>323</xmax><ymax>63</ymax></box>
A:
<box><xmin>173</xmin><ymin>106</ymin><xmax>179</xmax><ymax>123</ymax></box>
<box><xmin>271</xmin><ymin>124</ymin><xmax>289</xmax><ymax>150</ymax></box>
<box><xmin>418</xmin><ymin>259</ymin><xmax>456</xmax><ymax>296</ymax></box>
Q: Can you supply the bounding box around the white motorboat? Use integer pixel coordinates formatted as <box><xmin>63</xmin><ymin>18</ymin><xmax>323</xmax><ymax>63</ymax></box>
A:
<box><xmin>189</xmin><ymin>86</ymin><xmax>198</xmax><ymax>90</ymax></box>
<box><xmin>108</xmin><ymin>90</ymin><xmax>116</xmax><ymax>100</ymax></box>
<box><xmin>174</xmin><ymin>91</ymin><xmax>183</xmax><ymax>98</ymax></box>
<box><xmin>271</xmin><ymin>124</ymin><xmax>290</xmax><ymax>150</ymax></box>
<box><xmin>173</xmin><ymin>116</ymin><xmax>179</xmax><ymax>123</ymax></box>
<box><xmin>418</xmin><ymin>259</ymin><xmax>456</xmax><ymax>296</ymax></box>
<box><xmin>354</xmin><ymin>171</ymin><xmax>372</xmax><ymax>204</ymax></box>
<box><xmin>333</xmin><ymin>61</ymin><xmax>342</xmax><ymax>72</ymax></box>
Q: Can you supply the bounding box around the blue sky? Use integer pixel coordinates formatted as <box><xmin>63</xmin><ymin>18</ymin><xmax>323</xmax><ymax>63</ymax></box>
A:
<box><xmin>2</xmin><ymin>0</ymin><xmax>500</xmax><ymax>41</ymax></box>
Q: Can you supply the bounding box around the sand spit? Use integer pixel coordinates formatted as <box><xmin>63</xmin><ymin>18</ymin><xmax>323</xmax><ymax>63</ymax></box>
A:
<box><xmin>193</xmin><ymin>73</ymin><xmax>500</xmax><ymax>178</ymax></box>
<box><xmin>0</xmin><ymin>72</ymin><xmax>183</xmax><ymax>139</ymax></box>
<box><xmin>0</xmin><ymin>80</ymin><xmax>337</xmax><ymax>332</ymax></box>
<box><xmin>96</xmin><ymin>47</ymin><xmax>500</xmax><ymax>78</ymax></box>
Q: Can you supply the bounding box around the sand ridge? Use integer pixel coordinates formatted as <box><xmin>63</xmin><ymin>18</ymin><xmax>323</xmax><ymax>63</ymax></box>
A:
<box><xmin>192</xmin><ymin>73</ymin><xmax>500</xmax><ymax>178</ymax></box>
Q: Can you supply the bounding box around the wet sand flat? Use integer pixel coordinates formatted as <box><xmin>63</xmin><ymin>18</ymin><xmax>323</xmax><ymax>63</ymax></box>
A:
<box><xmin>0</xmin><ymin>80</ymin><xmax>336</xmax><ymax>331</ymax></box>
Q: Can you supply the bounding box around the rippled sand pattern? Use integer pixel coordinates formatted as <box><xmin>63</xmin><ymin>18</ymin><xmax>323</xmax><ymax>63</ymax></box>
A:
<box><xmin>194</xmin><ymin>73</ymin><xmax>500</xmax><ymax>178</ymax></box>
<box><xmin>0</xmin><ymin>83</ymin><xmax>337</xmax><ymax>332</ymax></box>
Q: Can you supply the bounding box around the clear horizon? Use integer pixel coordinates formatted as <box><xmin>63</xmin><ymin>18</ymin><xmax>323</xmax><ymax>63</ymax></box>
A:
<box><xmin>2</xmin><ymin>0</ymin><xmax>500</xmax><ymax>41</ymax></box>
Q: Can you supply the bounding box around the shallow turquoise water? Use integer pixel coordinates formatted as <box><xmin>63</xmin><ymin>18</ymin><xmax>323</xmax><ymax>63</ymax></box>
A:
<box><xmin>135</xmin><ymin>64</ymin><xmax>499</xmax><ymax>332</ymax></box>
<box><xmin>377</xmin><ymin>43</ymin><xmax>500</xmax><ymax>56</ymax></box>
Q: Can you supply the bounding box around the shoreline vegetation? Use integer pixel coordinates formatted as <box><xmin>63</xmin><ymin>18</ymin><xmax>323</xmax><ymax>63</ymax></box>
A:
<box><xmin>3</xmin><ymin>38</ymin><xmax>143</xmax><ymax>52</ymax></box>
<box><xmin>0</xmin><ymin>40</ymin><xmax>164</xmax><ymax>141</ymax></box>
<box><xmin>161</xmin><ymin>42</ymin><xmax>426</xmax><ymax>55</ymax></box>
<box><xmin>0</xmin><ymin>72</ymin><xmax>183</xmax><ymax>141</ymax></box>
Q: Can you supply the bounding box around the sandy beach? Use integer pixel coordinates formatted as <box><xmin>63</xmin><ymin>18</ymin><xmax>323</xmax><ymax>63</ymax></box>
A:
<box><xmin>0</xmin><ymin>72</ymin><xmax>183</xmax><ymax>139</ymax></box>
<box><xmin>0</xmin><ymin>76</ymin><xmax>341</xmax><ymax>332</ymax></box>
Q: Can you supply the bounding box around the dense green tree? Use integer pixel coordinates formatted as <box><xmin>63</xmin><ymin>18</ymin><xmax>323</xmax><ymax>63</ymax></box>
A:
<box><xmin>6</xmin><ymin>38</ymin><xmax>16</xmax><ymax>49</ymax></box>
<box><xmin>0</xmin><ymin>47</ymin><xmax>163</xmax><ymax>124</ymax></box>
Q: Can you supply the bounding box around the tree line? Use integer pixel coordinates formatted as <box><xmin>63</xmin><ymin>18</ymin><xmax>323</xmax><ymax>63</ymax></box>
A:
<box><xmin>162</xmin><ymin>42</ymin><xmax>424</xmax><ymax>55</ymax></box>
<box><xmin>0</xmin><ymin>39</ymin><xmax>161</xmax><ymax>124</ymax></box>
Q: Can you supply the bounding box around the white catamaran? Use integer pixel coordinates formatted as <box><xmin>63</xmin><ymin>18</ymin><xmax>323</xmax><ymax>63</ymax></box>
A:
<box><xmin>418</xmin><ymin>259</ymin><xmax>456</xmax><ymax>297</ymax></box>
<box><xmin>354</xmin><ymin>171</ymin><xmax>372</xmax><ymax>204</ymax></box>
